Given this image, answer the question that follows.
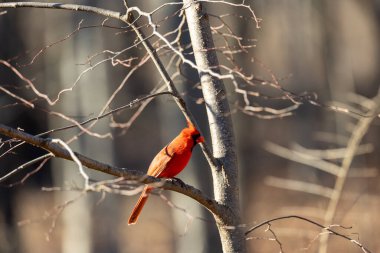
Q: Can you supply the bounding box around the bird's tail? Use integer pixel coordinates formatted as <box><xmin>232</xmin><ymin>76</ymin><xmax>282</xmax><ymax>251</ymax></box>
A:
<box><xmin>128</xmin><ymin>186</ymin><xmax>151</xmax><ymax>225</ymax></box>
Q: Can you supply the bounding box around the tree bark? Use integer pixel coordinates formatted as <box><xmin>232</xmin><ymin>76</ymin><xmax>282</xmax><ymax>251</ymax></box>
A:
<box><xmin>183</xmin><ymin>1</ymin><xmax>245</xmax><ymax>252</ymax></box>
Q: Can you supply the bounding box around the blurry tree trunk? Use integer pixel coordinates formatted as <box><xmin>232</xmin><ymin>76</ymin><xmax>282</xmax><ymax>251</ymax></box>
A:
<box><xmin>45</xmin><ymin>7</ymin><xmax>113</xmax><ymax>252</ymax></box>
<box><xmin>184</xmin><ymin>1</ymin><xmax>245</xmax><ymax>252</ymax></box>
<box><xmin>46</xmin><ymin>12</ymin><xmax>92</xmax><ymax>253</ymax></box>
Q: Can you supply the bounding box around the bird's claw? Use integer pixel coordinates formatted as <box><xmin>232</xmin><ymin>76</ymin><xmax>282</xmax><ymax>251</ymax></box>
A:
<box><xmin>167</xmin><ymin>177</ymin><xmax>186</xmax><ymax>186</ymax></box>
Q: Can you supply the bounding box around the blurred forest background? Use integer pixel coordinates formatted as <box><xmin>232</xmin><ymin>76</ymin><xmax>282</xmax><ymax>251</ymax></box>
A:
<box><xmin>0</xmin><ymin>0</ymin><xmax>379</xmax><ymax>253</ymax></box>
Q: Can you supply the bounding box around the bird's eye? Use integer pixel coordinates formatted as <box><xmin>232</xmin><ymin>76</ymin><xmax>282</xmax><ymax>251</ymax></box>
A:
<box><xmin>192</xmin><ymin>133</ymin><xmax>200</xmax><ymax>142</ymax></box>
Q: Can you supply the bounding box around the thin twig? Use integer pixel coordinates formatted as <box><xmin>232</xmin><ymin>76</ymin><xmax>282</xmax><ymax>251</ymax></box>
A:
<box><xmin>37</xmin><ymin>91</ymin><xmax>175</xmax><ymax>137</ymax></box>
<box><xmin>123</xmin><ymin>1</ymin><xmax>219</xmax><ymax>170</ymax></box>
<box><xmin>0</xmin><ymin>153</ymin><xmax>53</xmax><ymax>183</ymax></box>
<box><xmin>0</xmin><ymin>86</ymin><xmax>34</xmax><ymax>108</ymax></box>
<box><xmin>245</xmin><ymin>215</ymin><xmax>372</xmax><ymax>253</ymax></box>
<box><xmin>0</xmin><ymin>2</ymin><xmax>123</xmax><ymax>19</ymax></box>
<box><xmin>5</xmin><ymin>157</ymin><xmax>49</xmax><ymax>187</ymax></box>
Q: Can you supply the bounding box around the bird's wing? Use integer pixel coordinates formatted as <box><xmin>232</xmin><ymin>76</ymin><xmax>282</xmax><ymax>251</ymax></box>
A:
<box><xmin>147</xmin><ymin>145</ymin><xmax>176</xmax><ymax>177</ymax></box>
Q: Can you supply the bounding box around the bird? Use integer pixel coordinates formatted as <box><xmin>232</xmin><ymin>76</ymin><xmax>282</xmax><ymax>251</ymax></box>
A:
<box><xmin>128</xmin><ymin>120</ymin><xmax>204</xmax><ymax>225</ymax></box>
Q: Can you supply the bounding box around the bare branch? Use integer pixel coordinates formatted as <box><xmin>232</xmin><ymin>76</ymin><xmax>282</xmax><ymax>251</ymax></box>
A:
<box><xmin>0</xmin><ymin>154</ymin><xmax>52</xmax><ymax>184</ymax></box>
<box><xmin>265</xmin><ymin>142</ymin><xmax>341</xmax><ymax>175</ymax></box>
<box><xmin>265</xmin><ymin>176</ymin><xmax>334</xmax><ymax>198</ymax></box>
<box><xmin>0</xmin><ymin>124</ymin><xmax>222</xmax><ymax>216</ymax></box>
<box><xmin>245</xmin><ymin>215</ymin><xmax>372</xmax><ymax>253</ymax></box>
<box><xmin>37</xmin><ymin>91</ymin><xmax>174</xmax><ymax>138</ymax></box>
<box><xmin>0</xmin><ymin>86</ymin><xmax>34</xmax><ymax>108</ymax></box>
<box><xmin>17</xmin><ymin>190</ymin><xmax>87</xmax><ymax>241</ymax></box>
<box><xmin>320</xmin><ymin>90</ymin><xmax>380</xmax><ymax>253</ymax></box>
<box><xmin>123</xmin><ymin>2</ymin><xmax>220</xmax><ymax>171</ymax></box>
<box><xmin>292</xmin><ymin>143</ymin><xmax>374</xmax><ymax>160</ymax></box>
<box><xmin>0</xmin><ymin>2</ymin><xmax>123</xmax><ymax>20</ymax></box>
<box><xmin>0</xmin><ymin>1</ymin><xmax>220</xmax><ymax>171</ymax></box>
<box><xmin>3</xmin><ymin>157</ymin><xmax>49</xmax><ymax>187</ymax></box>
<box><xmin>51</xmin><ymin>138</ymin><xmax>90</xmax><ymax>187</ymax></box>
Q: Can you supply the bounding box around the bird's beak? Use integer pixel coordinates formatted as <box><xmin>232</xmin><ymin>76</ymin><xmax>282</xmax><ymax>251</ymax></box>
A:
<box><xmin>197</xmin><ymin>136</ymin><xmax>205</xmax><ymax>143</ymax></box>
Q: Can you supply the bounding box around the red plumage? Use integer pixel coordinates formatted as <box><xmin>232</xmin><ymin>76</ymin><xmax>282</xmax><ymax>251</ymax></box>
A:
<box><xmin>128</xmin><ymin>121</ymin><xmax>204</xmax><ymax>225</ymax></box>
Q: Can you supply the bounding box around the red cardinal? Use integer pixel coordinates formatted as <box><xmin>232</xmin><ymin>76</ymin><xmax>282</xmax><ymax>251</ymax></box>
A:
<box><xmin>128</xmin><ymin>121</ymin><xmax>204</xmax><ymax>225</ymax></box>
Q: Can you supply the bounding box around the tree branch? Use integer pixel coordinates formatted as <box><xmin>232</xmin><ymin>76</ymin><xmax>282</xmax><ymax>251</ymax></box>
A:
<box><xmin>0</xmin><ymin>2</ymin><xmax>123</xmax><ymax>19</ymax></box>
<box><xmin>0</xmin><ymin>124</ymin><xmax>221</xmax><ymax>215</ymax></box>
<box><xmin>123</xmin><ymin>1</ymin><xmax>219</xmax><ymax>171</ymax></box>
<box><xmin>245</xmin><ymin>215</ymin><xmax>372</xmax><ymax>253</ymax></box>
<box><xmin>319</xmin><ymin>89</ymin><xmax>380</xmax><ymax>253</ymax></box>
<box><xmin>0</xmin><ymin>0</ymin><xmax>219</xmax><ymax>173</ymax></box>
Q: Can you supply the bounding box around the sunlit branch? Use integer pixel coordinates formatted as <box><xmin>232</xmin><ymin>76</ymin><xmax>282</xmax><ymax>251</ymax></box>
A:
<box><xmin>245</xmin><ymin>215</ymin><xmax>372</xmax><ymax>253</ymax></box>
<box><xmin>0</xmin><ymin>124</ymin><xmax>221</xmax><ymax>216</ymax></box>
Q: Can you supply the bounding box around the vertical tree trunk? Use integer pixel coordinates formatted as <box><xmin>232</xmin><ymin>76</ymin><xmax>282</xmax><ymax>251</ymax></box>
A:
<box><xmin>183</xmin><ymin>1</ymin><xmax>246</xmax><ymax>252</ymax></box>
<box><xmin>47</xmin><ymin>13</ymin><xmax>92</xmax><ymax>253</ymax></box>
